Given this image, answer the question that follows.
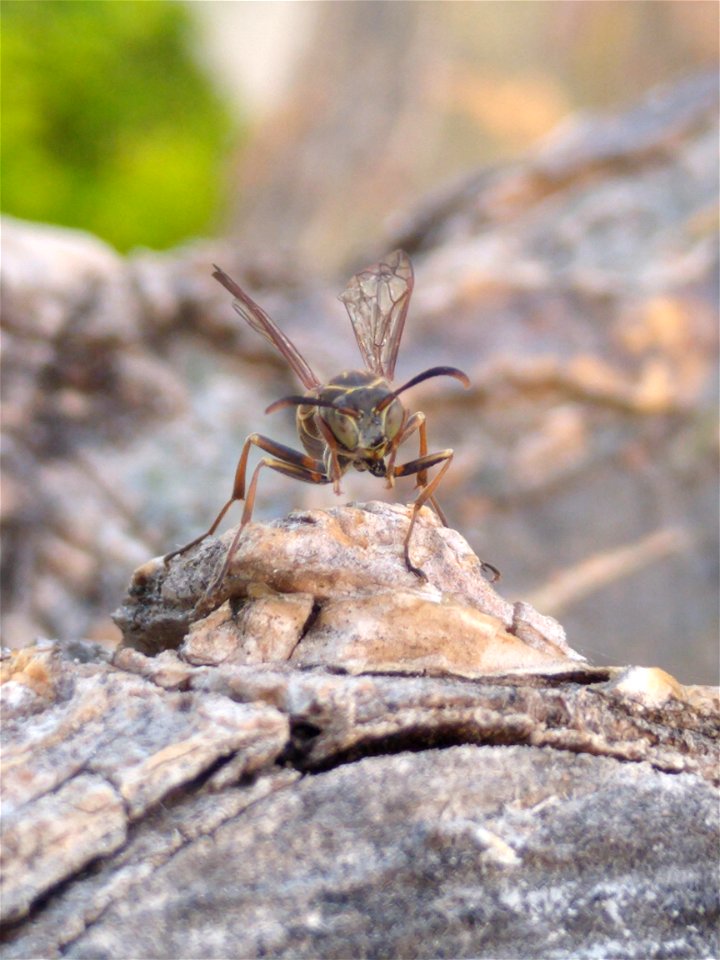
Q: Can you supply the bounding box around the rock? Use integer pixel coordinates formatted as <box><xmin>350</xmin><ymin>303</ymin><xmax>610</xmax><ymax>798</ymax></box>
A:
<box><xmin>114</xmin><ymin>501</ymin><xmax>581</xmax><ymax>681</ymax></box>
<box><xmin>0</xmin><ymin>644</ymin><xmax>289</xmax><ymax>928</ymax></box>
<box><xmin>290</xmin><ymin>589</ymin><xmax>567</xmax><ymax>676</ymax></box>
<box><xmin>1</xmin><ymin>623</ymin><xmax>717</xmax><ymax>957</ymax></box>
<box><xmin>184</xmin><ymin>593</ymin><xmax>316</xmax><ymax>666</ymax></box>
<box><xmin>1</xmin><ymin>774</ymin><xmax>127</xmax><ymax>926</ymax></box>
<box><xmin>44</xmin><ymin>749</ymin><xmax>720</xmax><ymax>960</ymax></box>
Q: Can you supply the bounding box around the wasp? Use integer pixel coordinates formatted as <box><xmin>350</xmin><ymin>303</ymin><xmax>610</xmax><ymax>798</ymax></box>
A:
<box><xmin>165</xmin><ymin>249</ymin><xmax>496</xmax><ymax>585</ymax></box>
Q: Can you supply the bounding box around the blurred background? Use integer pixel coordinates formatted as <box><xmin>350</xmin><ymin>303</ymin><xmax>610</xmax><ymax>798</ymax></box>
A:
<box><xmin>2</xmin><ymin>1</ymin><xmax>718</xmax><ymax>682</ymax></box>
<box><xmin>4</xmin><ymin>1</ymin><xmax>718</xmax><ymax>262</ymax></box>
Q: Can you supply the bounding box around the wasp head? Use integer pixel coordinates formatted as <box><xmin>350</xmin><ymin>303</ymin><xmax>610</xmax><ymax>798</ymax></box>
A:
<box><xmin>320</xmin><ymin>376</ymin><xmax>404</xmax><ymax>460</ymax></box>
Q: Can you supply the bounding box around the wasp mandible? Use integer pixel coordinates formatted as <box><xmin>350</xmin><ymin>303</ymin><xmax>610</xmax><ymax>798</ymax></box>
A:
<box><xmin>165</xmin><ymin>249</ymin><xmax>481</xmax><ymax>583</ymax></box>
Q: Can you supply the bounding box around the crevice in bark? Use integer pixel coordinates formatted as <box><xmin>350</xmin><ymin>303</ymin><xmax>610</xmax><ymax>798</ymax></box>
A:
<box><xmin>292</xmin><ymin>723</ymin><xmax>536</xmax><ymax>774</ymax></box>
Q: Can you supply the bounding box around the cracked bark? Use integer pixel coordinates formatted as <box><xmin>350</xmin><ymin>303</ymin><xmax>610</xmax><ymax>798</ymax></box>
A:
<box><xmin>1</xmin><ymin>501</ymin><xmax>718</xmax><ymax>959</ymax></box>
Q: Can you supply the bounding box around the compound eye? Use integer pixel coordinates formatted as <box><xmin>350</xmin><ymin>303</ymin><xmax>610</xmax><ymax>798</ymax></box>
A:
<box><xmin>325</xmin><ymin>409</ymin><xmax>360</xmax><ymax>451</ymax></box>
<box><xmin>383</xmin><ymin>398</ymin><xmax>404</xmax><ymax>440</ymax></box>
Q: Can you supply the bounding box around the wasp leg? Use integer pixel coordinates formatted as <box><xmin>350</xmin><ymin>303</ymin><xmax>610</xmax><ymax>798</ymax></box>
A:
<box><xmin>163</xmin><ymin>433</ymin><xmax>325</xmax><ymax>565</ymax></box>
<box><xmin>393</xmin><ymin>448</ymin><xmax>500</xmax><ymax>584</ymax></box>
<box><xmin>428</xmin><ymin>494</ymin><xmax>449</xmax><ymax>526</ymax></box>
<box><xmin>392</xmin><ymin>449</ymin><xmax>455</xmax><ymax>578</ymax></box>
<box><xmin>315</xmin><ymin>417</ymin><xmax>345</xmax><ymax>495</ymax></box>
<box><xmin>210</xmin><ymin>454</ymin><xmax>331</xmax><ymax>590</ymax></box>
<box><xmin>386</xmin><ymin>411</ymin><xmax>448</xmax><ymax>523</ymax></box>
<box><xmin>385</xmin><ymin>410</ymin><xmax>419</xmax><ymax>489</ymax></box>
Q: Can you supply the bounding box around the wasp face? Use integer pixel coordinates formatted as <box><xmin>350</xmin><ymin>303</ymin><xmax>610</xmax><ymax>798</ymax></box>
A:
<box><xmin>322</xmin><ymin>399</ymin><xmax>403</xmax><ymax>457</ymax></box>
<box><xmin>319</xmin><ymin>373</ymin><xmax>405</xmax><ymax>461</ymax></box>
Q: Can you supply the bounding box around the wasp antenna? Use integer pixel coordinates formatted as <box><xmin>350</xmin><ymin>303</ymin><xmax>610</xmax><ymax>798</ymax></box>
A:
<box><xmin>265</xmin><ymin>395</ymin><xmax>309</xmax><ymax>414</ymax></box>
<box><xmin>266</xmin><ymin>395</ymin><xmax>360</xmax><ymax>418</ymax></box>
<box><xmin>375</xmin><ymin>366</ymin><xmax>470</xmax><ymax>410</ymax></box>
<box><xmin>212</xmin><ymin>264</ymin><xmax>246</xmax><ymax>299</ymax></box>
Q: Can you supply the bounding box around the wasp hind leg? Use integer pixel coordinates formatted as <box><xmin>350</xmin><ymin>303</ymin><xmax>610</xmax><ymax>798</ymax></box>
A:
<box><xmin>163</xmin><ymin>433</ymin><xmax>328</xmax><ymax>584</ymax></box>
<box><xmin>211</xmin><ymin>453</ymin><xmax>330</xmax><ymax>590</ymax></box>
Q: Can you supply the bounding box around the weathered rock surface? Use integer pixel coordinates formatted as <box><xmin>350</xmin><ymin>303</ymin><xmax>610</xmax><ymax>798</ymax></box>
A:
<box><xmin>1</xmin><ymin>630</ymin><xmax>718</xmax><ymax>958</ymax></box>
<box><xmin>114</xmin><ymin>501</ymin><xmax>581</xmax><ymax>679</ymax></box>
<box><xmin>3</xmin><ymin>502</ymin><xmax>709</xmax><ymax>957</ymax></box>
<box><xmin>2</xmin><ymin>501</ymin><xmax>719</xmax><ymax>956</ymax></box>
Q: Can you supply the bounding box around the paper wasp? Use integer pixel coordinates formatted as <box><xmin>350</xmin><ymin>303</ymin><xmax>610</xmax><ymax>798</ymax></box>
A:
<box><xmin>165</xmin><ymin>249</ymin><xmax>497</xmax><ymax>585</ymax></box>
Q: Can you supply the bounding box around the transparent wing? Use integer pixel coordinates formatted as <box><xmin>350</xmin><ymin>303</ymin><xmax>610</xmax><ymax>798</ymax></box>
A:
<box><xmin>213</xmin><ymin>266</ymin><xmax>321</xmax><ymax>390</ymax></box>
<box><xmin>338</xmin><ymin>249</ymin><xmax>414</xmax><ymax>380</ymax></box>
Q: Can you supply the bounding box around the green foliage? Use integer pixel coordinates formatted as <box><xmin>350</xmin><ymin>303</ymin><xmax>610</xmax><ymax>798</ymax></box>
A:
<box><xmin>2</xmin><ymin>0</ymin><xmax>236</xmax><ymax>251</ymax></box>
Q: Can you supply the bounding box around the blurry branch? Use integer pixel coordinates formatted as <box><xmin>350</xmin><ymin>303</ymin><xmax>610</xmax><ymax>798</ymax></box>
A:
<box><xmin>526</xmin><ymin>527</ymin><xmax>691</xmax><ymax>616</ymax></box>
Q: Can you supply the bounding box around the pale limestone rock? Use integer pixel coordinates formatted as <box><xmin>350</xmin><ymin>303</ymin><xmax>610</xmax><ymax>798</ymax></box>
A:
<box><xmin>291</xmin><ymin>589</ymin><xmax>568</xmax><ymax>677</ymax></box>
<box><xmin>220</xmin><ymin>501</ymin><xmax>507</xmax><ymax>611</ymax></box>
<box><xmin>183</xmin><ymin>593</ymin><xmax>315</xmax><ymax>666</ymax></box>
<box><xmin>116</xmin><ymin>502</ymin><xmax>581</xmax><ymax>680</ymax></box>
<box><xmin>606</xmin><ymin>664</ymin><xmax>720</xmax><ymax>711</ymax></box>
<box><xmin>510</xmin><ymin>600</ymin><xmax>581</xmax><ymax>659</ymax></box>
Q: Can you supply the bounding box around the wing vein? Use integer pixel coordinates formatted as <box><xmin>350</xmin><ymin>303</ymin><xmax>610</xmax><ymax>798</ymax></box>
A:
<box><xmin>338</xmin><ymin>249</ymin><xmax>414</xmax><ymax>380</ymax></box>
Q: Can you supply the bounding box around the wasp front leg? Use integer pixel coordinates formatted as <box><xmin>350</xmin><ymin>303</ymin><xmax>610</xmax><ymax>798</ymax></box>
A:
<box><xmin>214</xmin><ymin>449</ymin><xmax>331</xmax><ymax>589</ymax></box>
<box><xmin>163</xmin><ymin>433</ymin><xmax>328</xmax><ymax>573</ymax></box>
<box><xmin>392</xmin><ymin>448</ymin><xmax>455</xmax><ymax>578</ymax></box>
<box><xmin>387</xmin><ymin>411</ymin><xmax>448</xmax><ymax>522</ymax></box>
<box><xmin>315</xmin><ymin>417</ymin><xmax>346</xmax><ymax>495</ymax></box>
<box><xmin>384</xmin><ymin>409</ymin><xmax>414</xmax><ymax>489</ymax></box>
<box><xmin>393</xmin><ymin>448</ymin><xmax>500</xmax><ymax>584</ymax></box>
